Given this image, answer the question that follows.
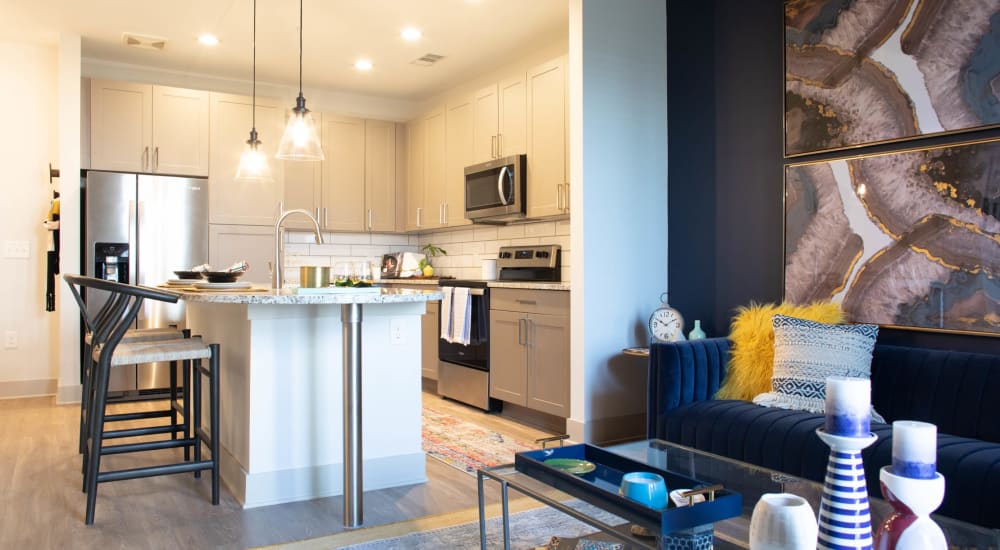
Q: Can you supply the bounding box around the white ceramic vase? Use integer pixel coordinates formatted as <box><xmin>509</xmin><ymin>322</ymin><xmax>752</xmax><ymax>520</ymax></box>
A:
<box><xmin>749</xmin><ymin>493</ymin><xmax>818</xmax><ymax>550</ymax></box>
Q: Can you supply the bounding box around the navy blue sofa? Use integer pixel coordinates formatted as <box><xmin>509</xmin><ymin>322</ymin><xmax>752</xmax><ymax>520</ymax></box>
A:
<box><xmin>647</xmin><ymin>338</ymin><xmax>1000</xmax><ymax>529</ymax></box>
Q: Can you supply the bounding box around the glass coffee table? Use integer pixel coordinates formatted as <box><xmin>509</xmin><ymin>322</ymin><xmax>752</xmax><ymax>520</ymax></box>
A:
<box><xmin>477</xmin><ymin>439</ymin><xmax>1000</xmax><ymax>549</ymax></box>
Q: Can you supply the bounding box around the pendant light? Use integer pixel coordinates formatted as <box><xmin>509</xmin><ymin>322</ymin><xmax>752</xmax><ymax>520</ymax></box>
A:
<box><xmin>276</xmin><ymin>0</ymin><xmax>324</xmax><ymax>161</ymax></box>
<box><xmin>235</xmin><ymin>0</ymin><xmax>273</xmax><ymax>182</ymax></box>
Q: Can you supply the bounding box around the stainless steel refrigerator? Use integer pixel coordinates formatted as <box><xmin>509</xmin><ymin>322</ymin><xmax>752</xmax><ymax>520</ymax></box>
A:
<box><xmin>82</xmin><ymin>170</ymin><xmax>209</xmax><ymax>395</ymax></box>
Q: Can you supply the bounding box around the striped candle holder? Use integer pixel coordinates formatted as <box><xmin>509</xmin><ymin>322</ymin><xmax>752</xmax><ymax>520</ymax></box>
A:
<box><xmin>816</xmin><ymin>429</ymin><xmax>879</xmax><ymax>550</ymax></box>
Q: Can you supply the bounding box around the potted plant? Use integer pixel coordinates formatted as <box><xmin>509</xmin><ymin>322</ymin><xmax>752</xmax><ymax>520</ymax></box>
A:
<box><xmin>418</xmin><ymin>244</ymin><xmax>447</xmax><ymax>277</ymax></box>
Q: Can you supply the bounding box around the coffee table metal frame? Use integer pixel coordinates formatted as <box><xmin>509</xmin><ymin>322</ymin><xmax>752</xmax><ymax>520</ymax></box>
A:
<box><xmin>477</xmin><ymin>438</ymin><xmax>1000</xmax><ymax>550</ymax></box>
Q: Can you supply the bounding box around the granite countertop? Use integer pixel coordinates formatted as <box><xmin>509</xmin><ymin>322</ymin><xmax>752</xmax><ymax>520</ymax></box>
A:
<box><xmin>379</xmin><ymin>279</ymin><xmax>571</xmax><ymax>291</ymax></box>
<box><xmin>170</xmin><ymin>287</ymin><xmax>443</xmax><ymax>305</ymax></box>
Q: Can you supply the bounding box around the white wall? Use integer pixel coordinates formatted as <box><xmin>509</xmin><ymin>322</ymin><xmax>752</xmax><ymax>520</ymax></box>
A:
<box><xmin>568</xmin><ymin>0</ymin><xmax>668</xmax><ymax>443</ymax></box>
<box><xmin>0</xmin><ymin>39</ymin><xmax>60</xmax><ymax>397</ymax></box>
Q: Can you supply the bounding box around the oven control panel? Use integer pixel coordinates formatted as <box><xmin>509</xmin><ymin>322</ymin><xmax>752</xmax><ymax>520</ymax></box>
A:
<box><xmin>496</xmin><ymin>244</ymin><xmax>561</xmax><ymax>269</ymax></box>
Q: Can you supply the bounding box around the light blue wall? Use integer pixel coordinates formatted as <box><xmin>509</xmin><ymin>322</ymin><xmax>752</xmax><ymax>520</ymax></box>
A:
<box><xmin>569</xmin><ymin>0</ymin><xmax>667</xmax><ymax>442</ymax></box>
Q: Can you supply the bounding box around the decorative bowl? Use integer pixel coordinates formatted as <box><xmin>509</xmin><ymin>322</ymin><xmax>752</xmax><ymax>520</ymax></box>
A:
<box><xmin>203</xmin><ymin>271</ymin><xmax>244</xmax><ymax>283</ymax></box>
<box><xmin>173</xmin><ymin>270</ymin><xmax>205</xmax><ymax>280</ymax></box>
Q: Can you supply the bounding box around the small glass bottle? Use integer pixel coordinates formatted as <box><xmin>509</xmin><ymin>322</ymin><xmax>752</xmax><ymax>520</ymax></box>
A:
<box><xmin>688</xmin><ymin>320</ymin><xmax>706</xmax><ymax>340</ymax></box>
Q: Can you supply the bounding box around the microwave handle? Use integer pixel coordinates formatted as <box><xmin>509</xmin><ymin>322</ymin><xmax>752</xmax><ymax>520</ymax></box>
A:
<box><xmin>497</xmin><ymin>166</ymin><xmax>511</xmax><ymax>206</ymax></box>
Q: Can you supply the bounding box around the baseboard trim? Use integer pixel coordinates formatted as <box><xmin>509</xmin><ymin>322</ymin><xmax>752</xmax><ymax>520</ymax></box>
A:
<box><xmin>234</xmin><ymin>452</ymin><xmax>427</xmax><ymax>509</ymax></box>
<box><xmin>566</xmin><ymin>412</ymin><xmax>645</xmax><ymax>445</ymax></box>
<box><xmin>56</xmin><ymin>383</ymin><xmax>82</xmax><ymax>404</ymax></box>
<box><xmin>0</xmin><ymin>379</ymin><xmax>57</xmax><ymax>401</ymax></box>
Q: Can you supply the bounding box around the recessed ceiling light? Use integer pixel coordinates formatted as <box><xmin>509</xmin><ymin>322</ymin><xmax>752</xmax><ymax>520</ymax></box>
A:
<box><xmin>198</xmin><ymin>34</ymin><xmax>219</xmax><ymax>46</ymax></box>
<box><xmin>401</xmin><ymin>27</ymin><xmax>422</xmax><ymax>42</ymax></box>
<box><xmin>354</xmin><ymin>59</ymin><xmax>373</xmax><ymax>71</ymax></box>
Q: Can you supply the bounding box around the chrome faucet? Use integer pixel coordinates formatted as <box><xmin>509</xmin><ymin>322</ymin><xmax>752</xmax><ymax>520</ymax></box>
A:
<box><xmin>273</xmin><ymin>208</ymin><xmax>323</xmax><ymax>289</ymax></box>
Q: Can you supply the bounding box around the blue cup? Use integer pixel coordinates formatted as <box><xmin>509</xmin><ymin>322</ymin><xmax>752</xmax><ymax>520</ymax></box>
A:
<box><xmin>619</xmin><ymin>472</ymin><xmax>668</xmax><ymax>509</ymax></box>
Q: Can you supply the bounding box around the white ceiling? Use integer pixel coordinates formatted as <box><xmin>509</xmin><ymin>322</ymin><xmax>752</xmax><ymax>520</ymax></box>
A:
<box><xmin>0</xmin><ymin>0</ymin><xmax>568</xmax><ymax>100</ymax></box>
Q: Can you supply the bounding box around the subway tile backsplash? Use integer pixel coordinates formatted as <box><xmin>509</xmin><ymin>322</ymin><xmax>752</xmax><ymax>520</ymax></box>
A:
<box><xmin>284</xmin><ymin>219</ymin><xmax>571</xmax><ymax>284</ymax></box>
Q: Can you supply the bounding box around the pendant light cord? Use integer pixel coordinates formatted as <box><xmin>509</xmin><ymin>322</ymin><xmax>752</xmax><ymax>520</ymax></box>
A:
<box><xmin>298</xmin><ymin>0</ymin><xmax>303</xmax><ymax>95</ymax></box>
<box><xmin>252</xmin><ymin>0</ymin><xmax>257</xmax><ymax>132</ymax></box>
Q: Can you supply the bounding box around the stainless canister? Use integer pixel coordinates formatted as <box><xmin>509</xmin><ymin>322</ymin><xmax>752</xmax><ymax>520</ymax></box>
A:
<box><xmin>299</xmin><ymin>265</ymin><xmax>331</xmax><ymax>288</ymax></box>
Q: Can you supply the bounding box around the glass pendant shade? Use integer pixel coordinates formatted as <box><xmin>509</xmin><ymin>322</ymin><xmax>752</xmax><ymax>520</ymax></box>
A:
<box><xmin>235</xmin><ymin>129</ymin><xmax>273</xmax><ymax>183</ymax></box>
<box><xmin>276</xmin><ymin>94</ymin><xmax>324</xmax><ymax>161</ymax></box>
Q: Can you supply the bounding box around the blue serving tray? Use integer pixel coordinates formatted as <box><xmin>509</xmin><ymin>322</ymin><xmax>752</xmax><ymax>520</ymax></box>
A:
<box><xmin>514</xmin><ymin>444</ymin><xmax>742</xmax><ymax>535</ymax></box>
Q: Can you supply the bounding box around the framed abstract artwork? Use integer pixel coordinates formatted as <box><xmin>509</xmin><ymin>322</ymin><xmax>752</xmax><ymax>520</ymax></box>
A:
<box><xmin>784</xmin><ymin>0</ymin><xmax>1000</xmax><ymax>157</ymax></box>
<box><xmin>783</xmin><ymin>138</ymin><xmax>1000</xmax><ymax>335</ymax></box>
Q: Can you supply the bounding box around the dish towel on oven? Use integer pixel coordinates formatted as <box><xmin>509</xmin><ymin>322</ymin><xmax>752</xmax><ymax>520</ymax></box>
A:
<box><xmin>450</xmin><ymin>287</ymin><xmax>472</xmax><ymax>345</ymax></box>
<box><xmin>440</xmin><ymin>287</ymin><xmax>453</xmax><ymax>341</ymax></box>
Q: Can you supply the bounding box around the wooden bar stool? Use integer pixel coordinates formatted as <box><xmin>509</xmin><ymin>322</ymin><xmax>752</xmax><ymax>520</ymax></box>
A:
<box><xmin>64</xmin><ymin>275</ymin><xmax>220</xmax><ymax>525</ymax></box>
<box><xmin>65</xmin><ymin>278</ymin><xmax>188</xmax><ymax>455</ymax></box>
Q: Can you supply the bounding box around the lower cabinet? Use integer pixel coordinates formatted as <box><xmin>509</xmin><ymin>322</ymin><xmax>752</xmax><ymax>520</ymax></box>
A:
<box><xmin>208</xmin><ymin>224</ymin><xmax>275</xmax><ymax>286</ymax></box>
<box><xmin>489</xmin><ymin>289</ymin><xmax>570</xmax><ymax>417</ymax></box>
<box><xmin>422</xmin><ymin>301</ymin><xmax>440</xmax><ymax>380</ymax></box>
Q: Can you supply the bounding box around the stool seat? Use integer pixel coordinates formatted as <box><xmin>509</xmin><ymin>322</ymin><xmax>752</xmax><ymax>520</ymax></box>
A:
<box><xmin>84</xmin><ymin>327</ymin><xmax>183</xmax><ymax>346</ymax></box>
<box><xmin>95</xmin><ymin>337</ymin><xmax>214</xmax><ymax>366</ymax></box>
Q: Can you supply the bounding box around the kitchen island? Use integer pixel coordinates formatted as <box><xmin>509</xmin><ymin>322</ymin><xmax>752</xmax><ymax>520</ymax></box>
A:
<box><xmin>175</xmin><ymin>286</ymin><xmax>442</xmax><ymax>522</ymax></box>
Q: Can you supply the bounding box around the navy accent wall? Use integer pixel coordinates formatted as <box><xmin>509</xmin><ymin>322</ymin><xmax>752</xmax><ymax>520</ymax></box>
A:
<box><xmin>666</xmin><ymin>0</ymin><xmax>999</xmax><ymax>354</ymax></box>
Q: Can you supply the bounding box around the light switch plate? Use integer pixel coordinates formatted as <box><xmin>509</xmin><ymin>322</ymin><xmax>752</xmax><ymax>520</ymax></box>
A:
<box><xmin>3</xmin><ymin>240</ymin><xmax>29</xmax><ymax>259</ymax></box>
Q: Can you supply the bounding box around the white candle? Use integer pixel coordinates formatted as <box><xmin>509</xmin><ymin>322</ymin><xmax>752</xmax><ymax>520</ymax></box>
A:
<box><xmin>824</xmin><ymin>376</ymin><xmax>871</xmax><ymax>437</ymax></box>
<box><xmin>892</xmin><ymin>421</ymin><xmax>937</xmax><ymax>479</ymax></box>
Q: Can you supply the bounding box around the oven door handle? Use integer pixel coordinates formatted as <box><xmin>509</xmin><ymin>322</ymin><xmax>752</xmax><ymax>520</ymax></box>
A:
<box><xmin>497</xmin><ymin>166</ymin><xmax>511</xmax><ymax>205</ymax></box>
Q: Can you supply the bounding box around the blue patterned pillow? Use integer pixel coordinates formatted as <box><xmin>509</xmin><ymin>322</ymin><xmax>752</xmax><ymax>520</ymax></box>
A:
<box><xmin>753</xmin><ymin>314</ymin><xmax>884</xmax><ymax>422</ymax></box>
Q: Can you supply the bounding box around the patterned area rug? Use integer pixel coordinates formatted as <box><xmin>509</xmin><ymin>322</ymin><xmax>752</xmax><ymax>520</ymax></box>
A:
<box><xmin>422</xmin><ymin>405</ymin><xmax>535</xmax><ymax>474</ymax></box>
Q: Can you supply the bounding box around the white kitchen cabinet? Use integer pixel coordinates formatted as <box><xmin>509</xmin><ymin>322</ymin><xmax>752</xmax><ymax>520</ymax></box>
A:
<box><xmin>364</xmin><ymin>120</ymin><xmax>398</xmax><ymax>232</ymax></box>
<box><xmin>283</xmin><ymin>117</ymin><xmax>398</xmax><ymax>233</ymax></box>
<box><xmin>444</xmin><ymin>97</ymin><xmax>474</xmax><ymax>228</ymax></box>
<box><xmin>422</xmin><ymin>107</ymin><xmax>447</xmax><ymax>230</ymax></box>
<box><xmin>489</xmin><ymin>288</ymin><xmax>570</xmax><ymax>417</ymax></box>
<box><xmin>208</xmin><ymin>92</ymin><xmax>285</xmax><ymax>226</ymax></box>
<box><xmin>208</xmin><ymin>224</ymin><xmax>274</xmax><ymax>286</ymax></box>
<box><xmin>526</xmin><ymin>56</ymin><xmax>569</xmax><ymax>218</ymax></box>
<box><xmin>321</xmin><ymin>115</ymin><xmax>366</xmax><ymax>231</ymax></box>
<box><xmin>91</xmin><ymin>80</ymin><xmax>209</xmax><ymax>176</ymax></box>
<box><xmin>472</xmin><ymin>75</ymin><xmax>526</xmax><ymax>163</ymax></box>
<box><xmin>405</xmin><ymin>118</ymin><xmax>425</xmax><ymax>231</ymax></box>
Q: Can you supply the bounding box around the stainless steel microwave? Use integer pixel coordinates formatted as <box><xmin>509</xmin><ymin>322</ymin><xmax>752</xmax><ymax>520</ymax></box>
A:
<box><xmin>464</xmin><ymin>154</ymin><xmax>526</xmax><ymax>223</ymax></box>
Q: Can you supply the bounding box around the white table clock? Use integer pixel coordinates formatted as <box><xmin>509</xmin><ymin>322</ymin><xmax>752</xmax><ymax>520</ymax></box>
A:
<box><xmin>649</xmin><ymin>292</ymin><xmax>685</xmax><ymax>343</ymax></box>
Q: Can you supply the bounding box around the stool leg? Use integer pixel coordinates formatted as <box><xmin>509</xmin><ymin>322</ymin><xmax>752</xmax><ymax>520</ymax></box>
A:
<box><xmin>193</xmin><ymin>358</ymin><xmax>202</xmax><ymax>479</ymax></box>
<box><xmin>84</xmin><ymin>357</ymin><xmax>111</xmax><ymax>525</ymax></box>
<box><xmin>78</xmin><ymin>341</ymin><xmax>92</xmax><ymax>455</ymax></box>
<box><xmin>169</xmin><ymin>359</ymin><xmax>178</xmax><ymax>441</ymax></box>
<box><xmin>182</xmin><ymin>356</ymin><xmax>191</xmax><ymax>462</ymax></box>
<box><xmin>210</xmin><ymin>343</ymin><xmax>220</xmax><ymax>505</ymax></box>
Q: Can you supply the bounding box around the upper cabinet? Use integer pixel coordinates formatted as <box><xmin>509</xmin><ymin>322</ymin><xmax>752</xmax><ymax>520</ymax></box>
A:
<box><xmin>472</xmin><ymin>74</ymin><xmax>526</xmax><ymax>163</ymax></box>
<box><xmin>405</xmin><ymin>117</ymin><xmax>425</xmax><ymax>231</ymax></box>
<box><xmin>422</xmin><ymin>107</ymin><xmax>447</xmax><ymax>230</ymax></box>
<box><xmin>208</xmin><ymin>91</ymin><xmax>285</xmax><ymax>225</ymax></box>
<box><xmin>364</xmin><ymin>120</ymin><xmax>398</xmax><ymax>232</ymax></box>
<box><xmin>445</xmin><ymin>97</ymin><xmax>473</xmax><ymax>228</ymax></box>
<box><xmin>526</xmin><ymin>56</ymin><xmax>569</xmax><ymax>218</ymax></box>
<box><xmin>321</xmin><ymin>115</ymin><xmax>366</xmax><ymax>231</ymax></box>
<box><xmin>91</xmin><ymin>80</ymin><xmax>209</xmax><ymax>176</ymax></box>
<box><xmin>283</xmin><ymin>116</ymin><xmax>398</xmax><ymax>233</ymax></box>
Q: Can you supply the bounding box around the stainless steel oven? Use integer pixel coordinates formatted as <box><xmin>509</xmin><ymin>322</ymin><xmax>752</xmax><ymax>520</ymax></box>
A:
<box><xmin>436</xmin><ymin>244</ymin><xmax>561</xmax><ymax>412</ymax></box>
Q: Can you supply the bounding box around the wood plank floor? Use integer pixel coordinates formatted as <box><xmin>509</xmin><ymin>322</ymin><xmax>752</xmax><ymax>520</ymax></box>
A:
<box><xmin>0</xmin><ymin>390</ymin><xmax>557</xmax><ymax>549</ymax></box>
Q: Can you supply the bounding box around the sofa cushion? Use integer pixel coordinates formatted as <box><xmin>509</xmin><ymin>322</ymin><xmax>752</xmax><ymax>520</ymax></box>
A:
<box><xmin>660</xmin><ymin>400</ymin><xmax>1000</xmax><ymax>528</ymax></box>
<box><xmin>716</xmin><ymin>302</ymin><xmax>843</xmax><ymax>401</ymax></box>
<box><xmin>753</xmin><ymin>314</ymin><xmax>883</xmax><ymax>423</ymax></box>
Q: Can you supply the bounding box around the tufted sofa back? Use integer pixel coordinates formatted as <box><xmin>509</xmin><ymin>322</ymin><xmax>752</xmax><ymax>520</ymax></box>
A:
<box><xmin>870</xmin><ymin>345</ymin><xmax>1000</xmax><ymax>444</ymax></box>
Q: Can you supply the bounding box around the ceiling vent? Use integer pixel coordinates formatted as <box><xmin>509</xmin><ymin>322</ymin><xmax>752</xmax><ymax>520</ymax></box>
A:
<box><xmin>121</xmin><ymin>32</ymin><xmax>167</xmax><ymax>51</ymax></box>
<box><xmin>410</xmin><ymin>53</ymin><xmax>445</xmax><ymax>67</ymax></box>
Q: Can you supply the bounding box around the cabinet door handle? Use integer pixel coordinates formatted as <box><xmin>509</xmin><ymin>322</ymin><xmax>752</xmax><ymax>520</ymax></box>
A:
<box><xmin>443</xmin><ymin>203</ymin><xmax>448</xmax><ymax>225</ymax></box>
<box><xmin>315</xmin><ymin>208</ymin><xmax>320</xmax><ymax>224</ymax></box>
<box><xmin>516</xmin><ymin>299</ymin><xmax>537</xmax><ymax>305</ymax></box>
<box><xmin>517</xmin><ymin>318</ymin><xmax>526</xmax><ymax>345</ymax></box>
<box><xmin>564</xmin><ymin>183</ymin><xmax>569</xmax><ymax>211</ymax></box>
<box><xmin>368</xmin><ymin>208</ymin><xmax>373</xmax><ymax>230</ymax></box>
<box><xmin>491</xmin><ymin>135</ymin><xmax>497</xmax><ymax>159</ymax></box>
<box><xmin>556</xmin><ymin>184</ymin><xmax>563</xmax><ymax>210</ymax></box>
<box><xmin>324</xmin><ymin>207</ymin><xmax>328</xmax><ymax>227</ymax></box>
<box><xmin>416</xmin><ymin>207</ymin><xmax>422</xmax><ymax>227</ymax></box>
<box><xmin>142</xmin><ymin>146</ymin><xmax>149</xmax><ymax>171</ymax></box>
<box><xmin>153</xmin><ymin>146</ymin><xmax>159</xmax><ymax>171</ymax></box>
<box><xmin>498</xmin><ymin>134</ymin><xmax>503</xmax><ymax>157</ymax></box>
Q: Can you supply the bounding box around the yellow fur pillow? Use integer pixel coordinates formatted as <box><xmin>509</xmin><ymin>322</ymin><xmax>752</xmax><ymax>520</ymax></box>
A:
<box><xmin>714</xmin><ymin>302</ymin><xmax>844</xmax><ymax>401</ymax></box>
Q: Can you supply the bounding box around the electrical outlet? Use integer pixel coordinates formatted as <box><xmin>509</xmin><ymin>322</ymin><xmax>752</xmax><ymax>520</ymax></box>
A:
<box><xmin>3</xmin><ymin>240</ymin><xmax>29</xmax><ymax>259</ymax></box>
<box><xmin>390</xmin><ymin>318</ymin><xmax>405</xmax><ymax>345</ymax></box>
<box><xmin>4</xmin><ymin>331</ymin><xmax>17</xmax><ymax>349</ymax></box>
